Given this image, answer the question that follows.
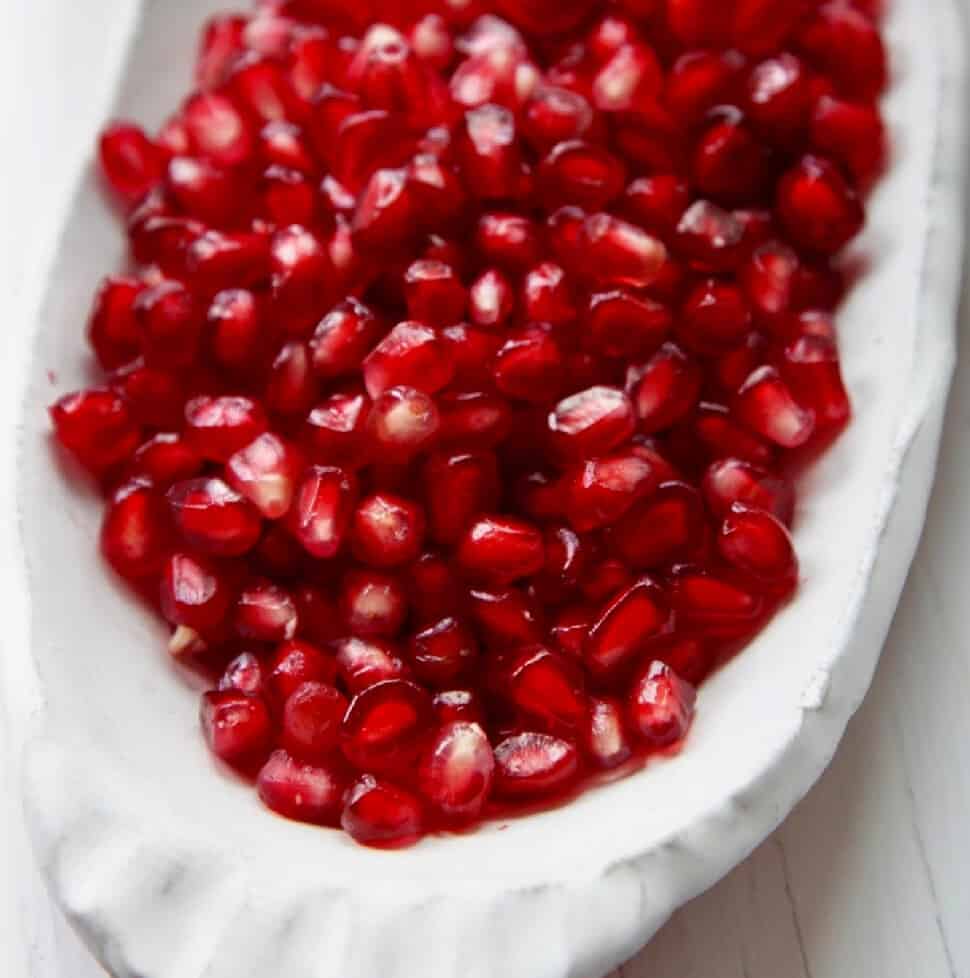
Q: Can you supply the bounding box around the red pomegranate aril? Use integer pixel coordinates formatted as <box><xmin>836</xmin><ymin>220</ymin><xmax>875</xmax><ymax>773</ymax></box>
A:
<box><xmin>581</xmin><ymin>213</ymin><xmax>666</xmax><ymax>289</ymax></box>
<box><xmin>287</xmin><ymin>465</ymin><xmax>357</xmax><ymax>559</ymax></box>
<box><xmin>476</xmin><ymin>212</ymin><xmax>542</xmax><ymax>269</ymax></box>
<box><xmin>258</xmin><ymin>749</ymin><xmax>347</xmax><ymax>825</ymax></box>
<box><xmin>235</xmin><ymin>579</ymin><xmax>299</xmax><ymax>642</ymax></box>
<box><xmin>269</xmin><ymin>225</ymin><xmax>332</xmax><ymax>338</ymax></box>
<box><xmin>565</xmin><ymin>451</ymin><xmax>661</xmax><ymax>532</ymax></box>
<box><xmin>607</xmin><ymin>481</ymin><xmax>706</xmax><ymax>569</ymax></box>
<box><xmin>584</xmin><ymin>697</ymin><xmax>633</xmax><ymax>770</ymax></box>
<box><xmin>536</xmin><ymin>525</ymin><xmax>587</xmax><ymax>598</ymax></box>
<box><xmin>196</xmin><ymin>13</ymin><xmax>246</xmax><ymax>89</ymax></box>
<box><xmin>433</xmin><ymin>688</ymin><xmax>485</xmax><ymax>725</ymax></box>
<box><xmin>340</xmin><ymin>569</ymin><xmax>408</xmax><ymax>638</ymax></box>
<box><xmin>201</xmin><ymin>690</ymin><xmax>273</xmax><ymax>769</ymax></box>
<box><xmin>493</xmin><ymin>732</ymin><xmax>579</xmax><ymax>798</ymax></box>
<box><xmin>538</xmin><ymin>140</ymin><xmax>625</xmax><ymax>211</ymax></box>
<box><xmin>438</xmin><ymin>390</ymin><xmax>513</xmax><ymax>448</ymax></box>
<box><xmin>161</xmin><ymin>553</ymin><xmax>232</xmax><ymax>631</ymax></box>
<box><xmin>665</xmin><ymin>50</ymin><xmax>743</xmax><ymax>124</ymax></box>
<box><xmin>184</xmin><ymin>395</ymin><xmax>268</xmax><ymax>463</ymax></box>
<box><xmin>493</xmin><ymin>325</ymin><xmax>565</xmax><ymax>404</ymax></box>
<box><xmin>678</xmin><ymin>279</ymin><xmax>752</xmax><ymax>356</ymax></box>
<box><xmin>407</xmin><ymin>552</ymin><xmax>464</xmax><ymax>625</ymax></box>
<box><xmin>675</xmin><ymin>200</ymin><xmax>746</xmax><ymax>273</ymax></box>
<box><xmin>467</xmin><ymin>586</ymin><xmax>543</xmax><ymax>646</ymax></box>
<box><xmin>592</xmin><ymin>40</ymin><xmax>662</xmax><ymax>114</ymax></box>
<box><xmin>341</xmin><ymin>678</ymin><xmax>433</xmax><ymax>773</ymax></box>
<box><xmin>167</xmin><ymin>477</ymin><xmax>262</xmax><ymax>556</ymax></box>
<box><xmin>627</xmin><ymin>660</ymin><xmax>696</xmax><ymax>748</ymax></box>
<box><xmin>732</xmin><ymin>0</ymin><xmax>804</xmax><ymax>56</ymax></box>
<box><xmin>404</xmin><ymin>261</ymin><xmax>467</xmax><ymax>327</ymax></box>
<box><xmin>691</xmin><ymin>401</ymin><xmax>777</xmax><ymax>467</ymax></box>
<box><xmin>342</xmin><ymin>775</ymin><xmax>424</xmax><ymax>848</ymax></box>
<box><xmin>719</xmin><ymin>504</ymin><xmax>798</xmax><ymax>584</ymax></box>
<box><xmin>281</xmin><ymin>680</ymin><xmax>348</xmax><ymax>760</ymax></box>
<box><xmin>303</xmin><ymin>390</ymin><xmax>370</xmax><ymax>466</ymax></box>
<box><xmin>100</xmin><ymin>480</ymin><xmax>170</xmax><ymax>580</ymax></box>
<box><xmin>811</xmin><ymin>95</ymin><xmax>885</xmax><ymax>184</ymax></box>
<box><xmin>220</xmin><ymin>652</ymin><xmax>265</xmax><ymax>696</ymax></box>
<box><xmin>409</xmin><ymin>616</ymin><xmax>479</xmax><ymax>687</ymax></box>
<box><xmin>423</xmin><ymin>450</ymin><xmax>499</xmax><ymax>545</ymax></box>
<box><xmin>624</xmin><ymin>175</ymin><xmax>689</xmax><ymax>238</ymax></box>
<box><xmin>352</xmin><ymin>167</ymin><xmax>416</xmax><ymax>252</ymax></box>
<box><xmin>49</xmin><ymin>388</ymin><xmax>141</xmax><ymax>474</ymax></box>
<box><xmin>366</xmin><ymin>386</ymin><xmax>441</xmax><ymax>462</ymax></box>
<box><xmin>457</xmin><ymin>515</ymin><xmax>545</xmax><ymax>585</ymax></box>
<box><xmin>269</xmin><ymin>639</ymin><xmax>339</xmax><ymax>705</ymax></box>
<box><xmin>469</xmin><ymin>267</ymin><xmax>515</xmax><ymax>327</ymax></box>
<box><xmin>521</xmin><ymin>262</ymin><xmax>575</xmax><ymax>326</ymax></box>
<box><xmin>226</xmin><ymin>433</ymin><xmax>302</xmax><ymax>519</ymax></box>
<box><xmin>703</xmin><ymin>458</ymin><xmax>795</xmax><ymax>526</ymax></box>
<box><xmin>735</xmin><ymin>365</ymin><xmax>816</xmax><ymax>448</ymax></box>
<box><xmin>229</xmin><ymin>54</ymin><xmax>303</xmax><ymax>124</ymax></box>
<box><xmin>782</xmin><ymin>333</ymin><xmax>851</xmax><ymax>428</ymax></box>
<box><xmin>741</xmin><ymin>240</ymin><xmax>800</xmax><ymax>331</ymax></box>
<box><xmin>99</xmin><ymin>122</ymin><xmax>165</xmax><ymax>202</ymax></box>
<box><xmin>506</xmin><ymin>645</ymin><xmax>587</xmax><ymax>731</ymax></box>
<box><xmin>458</xmin><ymin>103</ymin><xmax>522</xmax><ymax>200</ymax></box>
<box><xmin>88</xmin><ymin>277</ymin><xmax>143</xmax><ymax>370</ymax></box>
<box><xmin>207</xmin><ymin>288</ymin><xmax>264</xmax><ymax>374</ymax></box>
<box><xmin>410</xmin><ymin>14</ymin><xmax>454</xmax><ymax>70</ymax></box>
<box><xmin>351</xmin><ymin>493</ymin><xmax>426</xmax><ymax>568</ymax></box>
<box><xmin>585</xmin><ymin>291</ymin><xmax>671</xmax><ymax>360</ymax></box>
<box><xmin>183</xmin><ymin>92</ymin><xmax>254</xmax><ymax>167</ymax></box>
<box><xmin>522</xmin><ymin>86</ymin><xmax>593</xmax><ymax>152</ymax></box>
<box><xmin>419</xmin><ymin>721</ymin><xmax>494</xmax><ymax>820</ymax></box>
<box><xmin>670</xmin><ymin>569</ymin><xmax>764</xmax><ymax>638</ymax></box>
<box><xmin>134</xmin><ymin>281</ymin><xmax>204</xmax><ymax>370</ymax></box>
<box><xmin>441</xmin><ymin>324</ymin><xmax>504</xmax><ymax>388</ymax></box>
<box><xmin>580</xmin><ymin>556</ymin><xmax>634</xmax><ymax>604</ymax></box>
<box><xmin>130</xmin><ymin>432</ymin><xmax>202</xmax><ymax>487</ymax></box>
<box><xmin>166</xmin><ymin>155</ymin><xmax>243</xmax><ymax>227</ymax></box>
<box><xmin>363</xmin><ymin>321</ymin><xmax>454</xmax><ymax>399</ymax></box>
<box><xmin>257</xmin><ymin>120</ymin><xmax>317</xmax><ymax>174</ymax></box>
<box><xmin>260</xmin><ymin>165</ymin><xmax>317</xmax><ymax>225</ymax></box>
<box><xmin>626</xmin><ymin>343</ymin><xmax>702</xmax><ymax>434</ymax></box>
<box><xmin>548</xmin><ymin>386</ymin><xmax>636</xmax><ymax>461</ymax></box>
<box><xmin>745</xmin><ymin>53</ymin><xmax>811</xmax><ymax>141</ymax></box>
<box><xmin>777</xmin><ymin>154</ymin><xmax>864</xmax><ymax>255</ymax></box>
<box><xmin>691</xmin><ymin>109</ymin><xmax>769</xmax><ymax>205</ymax></box>
<box><xmin>334</xmin><ymin>636</ymin><xmax>410</xmax><ymax>695</ymax></box>
<box><xmin>310</xmin><ymin>298</ymin><xmax>383</xmax><ymax>380</ymax></box>
<box><xmin>584</xmin><ymin>576</ymin><xmax>666</xmax><ymax>678</ymax></box>
<box><xmin>266</xmin><ymin>341</ymin><xmax>318</xmax><ymax>418</ymax></box>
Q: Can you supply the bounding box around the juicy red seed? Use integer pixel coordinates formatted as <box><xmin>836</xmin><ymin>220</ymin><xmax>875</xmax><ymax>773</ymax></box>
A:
<box><xmin>201</xmin><ymin>690</ymin><xmax>273</xmax><ymax>769</ymax></box>
<box><xmin>225</xmin><ymin>433</ymin><xmax>302</xmax><ymax>519</ymax></box>
<box><xmin>581</xmin><ymin>213</ymin><xmax>666</xmax><ymax>288</ymax></box>
<box><xmin>719</xmin><ymin>504</ymin><xmax>798</xmax><ymax>583</ymax></box>
<box><xmin>459</xmin><ymin>103</ymin><xmax>522</xmax><ymax>200</ymax></box>
<box><xmin>548</xmin><ymin>386</ymin><xmax>636</xmax><ymax>461</ymax></box>
<box><xmin>341</xmin><ymin>775</ymin><xmax>424</xmax><ymax>848</ymax></box>
<box><xmin>493</xmin><ymin>325</ymin><xmax>565</xmax><ymax>404</ymax></box>
<box><xmin>130</xmin><ymin>432</ymin><xmax>203</xmax><ymax>487</ymax></box>
<box><xmin>469</xmin><ymin>267</ymin><xmax>515</xmax><ymax>327</ymax></box>
<box><xmin>341</xmin><ymin>678</ymin><xmax>433</xmax><ymax>773</ymax></box>
<box><xmin>351</xmin><ymin>493</ymin><xmax>426</xmax><ymax>568</ymax></box>
<box><xmin>584</xmin><ymin>576</ymin><xmax>666</xmax><ymax>678</ymax></box>
<box><xmin>49</xmin><ymin>388</ymin><xmax>141</xmax><ymax>473</ymax></box>
<box><xmin>539</xmin><ymin>140</ymin><xmax>626</xmax><ymax>210</ymax></box>
<box><xmin>735</xmin><ymin>365</ymin><xmax>816</xmax><ymax>447</ymax></box>
<box><xmin>438</xmin><ymin>390</ymin><xmax>513</xmax><ymax>448</ymax></box>
<box><xmin>269</xmin><ymin>640</ymin><xmax>339</xmax><ymax>705</ymax></box>
<box><xmin>669</xmin><ymin>570</ymin><xmax>765</xmax><ymax>638</ymax></box>
<box><xmin>691</xmin><ymin>111</ymin><xmax>769</xmax><ymax>204</ymax></box>
<box><xmin>352</xmin><ymin>167</ymin><xmax>416</xmax><ymax>252</ymax></box>
<box><xmin>776</xmin><ymin>154</ymin><xmax>865</xmax><ymax>255</ymax></box>
<box><xmin>404</xmin><ymin>261</ymin><xmax>468</xmax><ymax>327</ymax></box>
<box><xmin>607</xmin><ymin>481</ymin><xmax>706</xmax><ymax>569</ymax></box>
<box><xmin>433</xmin><ymin>689</ymin><xmax>485</xmax><ymax>725</ymax></box>
<box><xmin>267</xmin><ymin>342</ymin><xmax>319</xmax><ymax>417</ymax></box>
<box><xmin>585</xmin><ymin>290</ymin><xmax>671</xmax><ymax>360</ymax></box>
<box><xmin>665</xmin><ymin>50</ymin><xmax>743</xmax><ymax>124</ymax></box>
<box><xmin>493</xmin><ymin>732</ymin><xmax>579</xmax><ymax>798</ymax></box>
<box><xmin>100</xmin><ymin>481</ymin><xmax>170</xmax><ymax>580</ymax></box>
<box><xmin>287</xmin><ymin>465</ymin><xmax>357</xmax><ymax>559</ymax></box>
<box><xmin>627</xmin><ymin>661</ymin><xmax>697</xmax><ymax>748</ymax></box>
<box><xmin>441</xmin><ymin>324</ymin><xmax>504</xmax><ymax>388</ymax></box>
<box><xmin>183</xmin><ymin>92</ymin><xmax>254</xmax><ymax>167</ymax></box>
<box><xmin>467</xmin><ymin>586</ymin><xmax>543</xmax><ymax>646</ymax></box>
<box><xmin>745</xmin><ymin>54</ymin><xmax>811</xmax><ymax>140</ymax></box>
<box><xmin>811</xmin><ymin>95</ymin><xmax>885</xmax><ymax>184</ymax></box>
<box><xmin>310</xmin><ymin>298</ymin><xmax>383</xmax><ymax>379</ymax></box>
<box><xmin>584</xmin><ymin>697</ymin><xmax>633</xmax><ymax>770</ymax></box>
<box><xmin>419</xmin><ymin>722</ymin><xmax>494</xmax><ymax>820</ymax></box>
<box><xmin>363</xmin><ymin>321</ymin><xmax>454</xmax><ymax>399</ymax></box>
<box><xmin>507</xmin><ymin>646</ymin><xmax>587</xmax><ymax>731</ymax></box>
<box><xmin>457</xmin><ymin>515</ymin><xmax>545</xmax><ymax>585</ymax></box>
<box><xmin>184</xmin><ymin>395</ymin><xmax>268</xmax><ymax>463</ymax></box>
<box><xmin>261</xmin><ymin>165</ymin><xmax>317</xmax><ymax>225</ymax></box>
<box><xmin>258</xmin><ymin>750</ymin><xmax>347</xmax><ymax>826</ymax></box>
<box><xmin>782</xmin><ymin>333</ymin><xmax>851</xmax><ymax>428</ymax></box>
<box><xmin>675</xmin><ymin>200</ymin><xmax>745</xmax><ymax>273</ymax></box>
<box><xmin>281</xmin><ymin>681</ymin><xmax>348</xmax><ymax>760</ymax></box>
<box><xmin>166</xmin><ymin>155</ymin><xmax>243</xmax><ymax>227</ymax></box>
<box><xmin>99</xmin><ymin>122</ymin><xmax>165</xmax><ymax>201</ymax></box>
<box><xmin>219</xmin><ymin>652</ymin><xmax>265</xmax><ymax>696</ymax></box>
<box><xmin>366</xmin><ymin>386</ymin><xmax>441</xmax><ymax>462</ymax></box>
<box><xmin>335</xmin><ymin>636</ymin><xmax>410</xmax><ymax>695</ymax></box>
<box><xmin>167</xmin><ymin>478</ymin><xmax>262</xmax><ymax>556</ymax></box>
<box><xmin>423</xmin><ymin>450</ymin><xmax>499</xmax><ymax>545</ymax></box>
<box><xmin>626</xmin><ymin>343</ymin><xmax>702</xmax><ymax>434</ymax></box>
<box><xmin>692</xmin><ymin>401</ymin><xmax>777</xmax><ymax>467</ymax></box>
<box><xmin>304</xmin><ymin>390</ymin><xmax>370</xmax><ymax>466</ymax></box>
<box><xmin>702</xmin><ymin>458</ymin><xmax>795</xmax><ymax>525</ymax></box>
<box><xmin>678</xmin><ymin>279</ymin><xmax>752</xmax><ymax>355</ymax></box>
<box><xmin>160</xmin><ymin>553</ymin><xmax>232</xmax><ymax>631</ymax></box>
<box><xmin>88</xmin><ymin>277</ymin><xmax>143</xmax><ymax>369</ymax></box>
<box><xmin>522</xmin><ymin>262</ymin><xmax>575</xmax><ymax>325</ymax></box>
<box><xmin>134</xmin><ymin>281</ymin><xmax>204</xmax><ymax>369</ymax></box>
<box><xmin>742</xmin><ymin>240</ymin><xmax>800</xmax><ymax>330</ymax></box>
<box><xmin>522</xmin><ymin>86</ymin><xmax>593</xmax><ymax>152</ymax></box>
<box><xmin>476</xmin><ymin>212</ymin><xmax>542</xmax><ymax>269</ymax></box>
<box><xmin>257</xmin><ymin>120</ymin><xmax>317</xmax><ymax>173</ymax></box>
<box><xmin>592</xmin><ymin>41</ymin><xmax>662</xmax><ymax>113</ymax></box>
<box><xmin>408</xmin><ymin>553</ymin><xmax>464</xmax><ymax>625</ymax></box>
<box><xmin>235</xmin><ymin>580</ymin><xmax>299</xmax><ymax>642</ymax></box>
<box><xmin>340</xmin><ymin>569</ymin><xmax>408</xmax><ymax>638</ymax></box>
<box><xmin>565</xmin><ymin>451</ymin><xmax>662</xmax><ymax>532</ymax></box>
<box><xmin>269</xmin><ymin>225</ymin><xmax>332</xmax><ymax>338</ymax></box>
<box><xmin>409</xmin><ymin>616</ymin><xmax>479</xmax><ymax>687</ymax></box>
<box><xmin>207</xmin><ymin>288</ymin><xmax>264</xmax><ymax>373</ymax></box>
<box><xmin>196</xmin><ymin>14</ymin><xmax>246</xmax><ymax>90</ymax></box>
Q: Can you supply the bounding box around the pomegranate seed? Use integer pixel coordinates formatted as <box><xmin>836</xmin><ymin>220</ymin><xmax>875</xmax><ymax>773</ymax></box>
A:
<box><xmin>675</xmin><ymin>200</ymin><xmax>745</xmax><ymax>273</ymax></box>
<box><xmin>627</xmin><ymin>661</ymin><xmax>696</xmax><ymax>748</ymax></box>
<box><xmin>226</xmin><ymin>433</ymin><xmax>302</xmax><ymax>519</ymax></box>
<box><xmin>269</xmin><ymin>225</ymin><xmax>332</xmax><ymax>338</ymax></box>
<box><xmin>493</xmin><ymin>732</ymin><xmax>579</xmax><ymax>798</ymax></box>
<box><xmin>469</xmin><ymin>267</ymin><xmax>515</xmax><ymax>327</ymax></box>
<box><xmin>352</xmin><ymin>167</ymin><xmax>417</xmax><ymax>252</ymax></box>
<box><xmin>235</xmin><ymin>580</ymin><xmax>299</xmax><ymax>642</ymax></box>
<box><xmin>130</xmin><ymin>432</ymin><xmax>202</xmax><ymax>487</ymax></box>
<box><xmin>201</xmin><ymin>690</ymin><xmax>273</xmax><ymax>769</ymax></box>
<box><xmin>438</xmin><ymin>390</ymin><xmax>513</xmax><ymax>448</ymax></box>
<box><xmin>196</xmin><ymin>14</ymin><xmax>246</xmax><ymax>89</ymax></box>
<box><xmin>266</xmin><ymin>341</ymin><xmax>319</xmax><ymax>417</ymax></box>
<box><xmin>340</xmin><ymin>569</ymin><xmax>408</xmax><ymax>638</ymax></box>
<box><xmin>669</xmin><ymin>569</ymin><xmax>764</xmax><ymax>639</ymax></box>
<box><xmin>311</xmin><ymin>298</ymin><xmax>384</xmax><ymax>380</ymax></box>
<box><xmin>363</xmin><ymin>321</ymin><xmax>454</xmax><ymax>398</ymax></box>
<box><xmin>408</xmin><ymin>552</ymin><xmax>465</xmax><ymax>625</ymax></box>
<box><xmin>281</xmin><ymin>680</ymin><xmax>348</xmax><ymax>760</ymax></box>
<box><xmin>410</xmin><ymin>14</ymin><xmax>454</xmax><ymax>70</ymax></box>
<box><xmin>423</xmin><ymin>451</ymin><xmax>499</xmax><ymax>545</ymax></box>
<box><xmin>134</xmin><ymin>281</ymin><xmax>204</xmax><ymax>369</ymax></box>
<box><xmin>719</xmin><ymin>503</ymin><xmax>798</xmax><ymax>584</ymax></box>
<box><xmin>419</xmin><ymin>721</ymin><xmax>494</xmax><ymax>821</ymax></box>
<box><xmin>167</xmin><ymin>477</ymin><xmax>262</xmax><ymax>556</ymax></box>
<box><xmin>581</xmin><ymin>213</ymin><xmax>666</xmax><ymax>288</ymax></box>
<box><xmin>735</xmin><ymin>366</ymin><xmax>816</xmax><ymax>447</ymax></box>
<box><xmin>522</xmin><ymin>86</ymin><xmax>593</xmax><ymax>152</ymax></box>
<box><xmin>745</xmin><ymin>54</ymin><xmax>811</xmax><ymax>141</ymax></box>
<box><xmin>433</xmin><ymin>688</ymin><xmax>485</xmax><ymax>725</ymax></box>
<box><xmin>99</xmin><ymin>122</ymin><xmax>165</xmax><ymax>201</ymax></box>
<box><xmin>161</xmin><ymin>553</ymin><xmax>232</xmax><ymax>631</ymax></box>
<box><xmin>183</xmin><ymin>92</ymin><xmax>254</xmax><ymax>167</ymax></box>
<box><xmin>733</xmin><ymin>0</ymin><xmax>804</xmax><ymax>56</ymax></box>
<box><xmin>493</xmin><ymin>325</ymin><xmax>565</xmax><ymax>404</ymax></box>
<box><xmin>335</xmin><ymin>636</ymin><xmax>410</xmax><ymax>694</ymax></box>
<box><xmin>351</xmin><ymin>493</ymin><xmax>426</xmax><ymax>568</ymax></box>
<box><xmin>184</xmin><ymin>395</ymin><xmax>268</xmax><ymax>462</ymax></box>
<box><xmin>607</xmin><ymin>481</ymin><xmax>706</xmax><ymax>569</ymax></box>
<box><xmin>459</xmin><ymin>103</ymin><xmax>522</xmax><ymax>199</ymax></box>
<box><xmin>257</xmin><ymin>120</ymin><xmax>317</xmax><ymax>173</ymax></box>
<box><xmin>108</xmin><ymin>359</ymin><xmax>178</xmax><ymax>429</ymax></box>
<box><xmin>565</xmin><ymin>450</ymin><xmax>662</xmax><ymax>532</ymax></box>
<box><xmin>678</xmin><ymin>279</ymin><xmax>752</xmax><ymax>355</ymax></box>
<box><xmin>777</xmin><ymin>155</ymin><xmax>864</xmax><ymax>255</ymax></box>
<box><xmin>260</xmin><ymin>165</ymin><xmax>317</xmax><ymax>225</ymax></box>
<box><xmin>258</xmin><ymin>750</ymin><xmax>348</xmax><ymax>825</ymax></box>
<box><xmin>665</xmin><ymin>50</ymin><xmax>743</xmax><ymax>123</ymax></box>
<box><xmin>166</xmin><ymin>156</ymin><xmax>243</xmax><ymax>227</ymax></box>
<box><xmin>521</xmin><ymin>262</ymin><xmax>575</xmax><ymax>326</ymax></box>
<box><xmin>341</xmin><ymin>678</ymin><xmax>433</xmax><ymax>773</ymax></box>
<box><xmin>538</xmin><ymin>140</ymin><xmax>625</xmax><ymax>211</ymax></box>
<box><xmin>703</xmin><ymin>457</ymin><xmax>795</xmax><ymax>525</ymax></box>
<box><xmin>287</xmin><ymin>465</ymin><xmax>357</xmax><ymax>558</ymax></box>
<box><xmin>441</xmin><ymin>324</ymin><xmax>504</xmax><ymax>388</ymax></box>
<box><xmin>584</xmin><ymin>697</ymin><xmax>633</xmax><ymax>770</ymax></box>
<box><xmin>467</xmin><ymin>586</ymin><xmax>542</xmax><ymax>646</ymax></box>
<box><xmin>49</xmin><ymin>388</ymin><xmax>141</xmax><ymax>473</ymax></box>
<box><xmin>304</xmin><ymin>390</ymin><xmax>370</xmax><ymax>465</ymax></box>
<box><xmin>585</xmin><ymin>290</ymin><xmax>671</xmax><ymax>360</ymax></box>
<box><xmin>475</xmin><ymin>211</ymin><xmax>541</xmax><ymax>269</ymax></box>
<box><xmin>626</xmin><ymin>342</ymin><xmax>702</xmax><ymax>434</ymax></box>
<box><xmin>87</xmin><ymin>277</ymin><xmax>143</xmax><ymax>369</ymax></box>
<box><xmin>457</xmin><ymin>515</ymin><xmax>545</xmax><ymax>584</ymax></box>
<box><xmin>782</xmin><ymin>333</ymin><xmax>851</xmax><ymax>428</ymax></box>
<box><xmin>584</xmin><ymin>576</ymin><xmax>666</xmax><ymax>678</ymax></box>
<box><xmin>100</xmin><ymin>480</ymin><xmax>170</xmax><ymax>580</ymax></box>
<box><xmin>505</xmin><ymin>645</ymin><xmax>587</xmax><ymax>731</ymax></box>
<box><xmin>229</xmin><ymin>54</ymin><xmax>303</xmax><ymax>124</ymax></box>
<box><xmin>207</xmin><ymin>289</ymin><xmax>265</xmax><ymax>374</ymax></box>
<box><xmin>548</xmin><ymin>386</ymin><xmax>636</xmax><ymax>461</ymax></box>
<box><xmin>691</xmin><ymin>108</ymin><xmax>769</xmax><ymax>205</ymax></box>
<box><xmin>342</xmin><ymin>775</ymin><xmax>424</xmax><ymax>848</ymax></box>
<box><xmin>408</xmin><ymin>616</ymin><xmax>479</xmax><ymax>687</ymax></box>
<box><xmin>366</xmin><ymin>386</ymin><xmax>441</xmax><ymax>462</ymax></box>
<box><xmin>220</xmin><ymin>652</ymin><xmax>265</xmax><ymax>696</ymax></box>
<box><xmin>269</xmin><ymin>640</ymin><xmax>339</xmax><ymax>705</ymax></box>
<box><xmin>811</xmin><ymin>95</ymin><xmax>885</xmax><ymax>184</ymax></box>
<box><xmin>404</xmin><ymin>260</ymin><xmax>468</xmax><ymax>327</ymax></box>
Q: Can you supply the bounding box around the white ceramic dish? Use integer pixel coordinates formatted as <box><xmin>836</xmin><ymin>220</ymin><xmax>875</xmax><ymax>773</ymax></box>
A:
<box><xmin>9</xmin><ymin>1</ymin><xmax>967</xmax><ymax>976</ymax></box>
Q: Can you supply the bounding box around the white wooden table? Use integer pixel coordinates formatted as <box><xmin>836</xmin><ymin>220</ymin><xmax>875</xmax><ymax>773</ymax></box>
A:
<box><xmin>2</xmin><ymin>3</ymin><xmax>968</xmax><ymax>976</ymax></box>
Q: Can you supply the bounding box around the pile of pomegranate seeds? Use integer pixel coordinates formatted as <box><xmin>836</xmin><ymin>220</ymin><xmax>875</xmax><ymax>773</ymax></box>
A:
<box><xmin>50</xmin><ymin>0</ymin><xmax>885</xmax><ymax>848</ymax></box>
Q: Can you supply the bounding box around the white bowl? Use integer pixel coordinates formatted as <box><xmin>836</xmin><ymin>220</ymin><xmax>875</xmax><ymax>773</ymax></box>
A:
<box><xmin>10</xmin><ymin>1</ymin><xmax>967</xmax><ymax>976</ymax></box>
